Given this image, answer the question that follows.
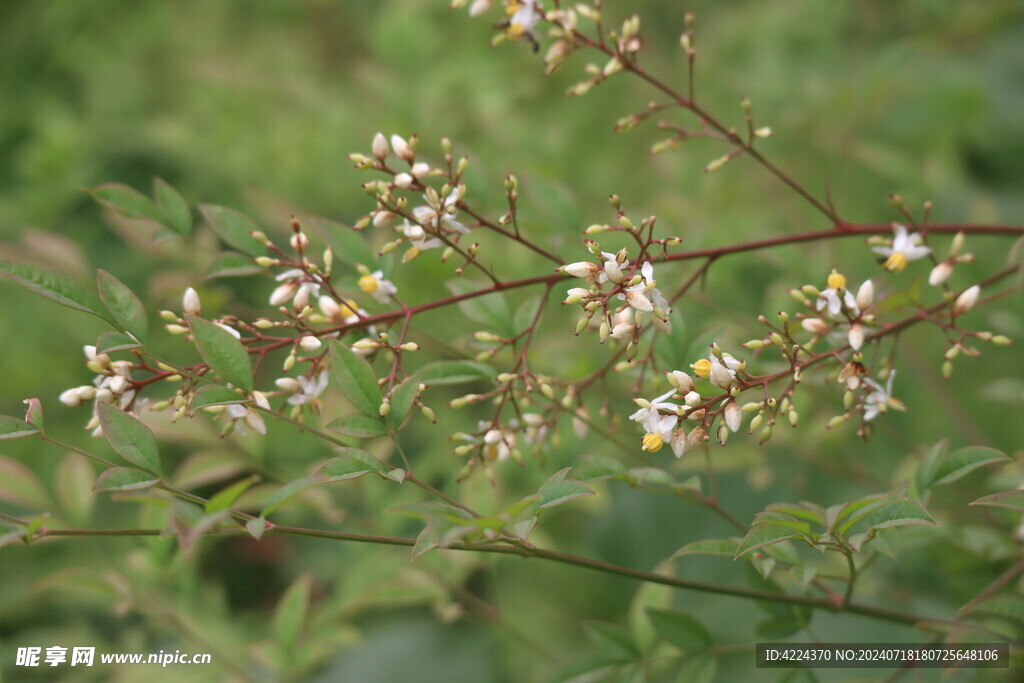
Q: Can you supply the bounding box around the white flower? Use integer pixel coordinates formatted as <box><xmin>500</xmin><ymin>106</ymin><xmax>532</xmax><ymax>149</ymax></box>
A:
<box><xmin>271</xmin><ymin>269</ymin><xmax>321</xmax><ymax>306</ymax></box>
<box><xmin>690</xmin><ymin>353</ymin><xmax>741</xmax><ymax>390</ymax></box>
<box><xmin>412</xmin><ymin>188</ymin><xmax>467</xmax><ymax>234</ymax></box>
<box><xmin>286</xmin><ymin>371</ymin><xmax>329</xmax><ymax>406</ymax></box>
<box><xmin>816</xmin><ymin>269</ymin><xmax>858</xmax><ymax>318</ymax></box>
<box><xmin>358</xmin><ymin>270</ymin><xmax>398</xmax><ymax>303</ymax></box>
<box><xmin>401</xmin><ymin>219</ymin><xmax>444</xmax><ymax>251</ymax></box>
<box><xmin>618</xmin><ymin>262</ymin><xmax>670</xmax><ymax>318</ymax></box>
<box><xmin>217</xmin><ymin>323</ymin><xmax>242</xmax><ymax>340</ymax></box>
<box><xmin>609</xmin><ymin>308</ymin><xmax>636</xmax><ymax>341</ymax></box>
<box><xmin>479</xmin><ymin>423</ymin><xmax>515</xmax><ymax>461</ymax></box>
<box><xmin>629</xmin><ymin>388</ymin><xmax>679</xmax><ymax>425</ymax></box>
<box><xmin>862</xmin><ymin>371</ymin><xmax>904</xmax><ymax>421</ymax></box>
<box><xmin>226</xmin><ymin>403</ymin><xmax>267</xmax><ymax>436</ymax></box>
<box><xmin>639</xmin><ymin>410</ymin><xmax>687</xmax><ymax>457</ymax></box>
<box><xmin>319</xmin><ymin>296</ymin><xmax>364</xmax><ymax>324</ymax></box>
<box><xmin>504</xmin><ymin>0</ymin><xmax>542</xmax><ymax>40</ymax></box>
<box><xmin>872</xmin><ymin>225</ymin><xmax>931</xmax><ymax>272</ymax></box>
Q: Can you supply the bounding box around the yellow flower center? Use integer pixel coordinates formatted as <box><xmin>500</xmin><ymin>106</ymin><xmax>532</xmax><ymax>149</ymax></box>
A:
<box><xmin>827</xmin><ymin>269</ymin><xmax>846</xmax><ymax>290</ymax></box>
<box><xmin>641</xmin><ymin>433</ymin><xmax>664</xmax><ymax>452</ymax></box>
<box><xmin>506</xmin><ymin>23</ymin><xmax>525</xmax><ymax>39</ymax></box>
<box><xmin>690</xmin><ymin>358</ymin><xmax>712</xmax><ymax>378</ymax></box>
<box><xmin>883</xmin><ymin>252</ymin><xmax>907</xmax><ymax>272</ymax></box>
<box><xmin>339</xmin><ymin>299</ymin><xmax>359</xmax><ymax>319</ymax></box>
<box><xmin>358</xmin><ymin>274</ymin><xmax>379</xmax><ymax>293</ymax></box>
<box><xmin>506</xmin><ymin>2</ymin><xmax>522</xmax><ymax>15</ymax></box>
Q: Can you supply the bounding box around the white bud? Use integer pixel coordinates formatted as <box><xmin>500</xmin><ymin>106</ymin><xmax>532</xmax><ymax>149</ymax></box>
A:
<box><xmin>564</xmin><ymin>261</ymin><xmax>601</xmax><ymax>279</ymax></box>
<box><xmin>723</xmin><ymin>400</ymin><xmax>741</xmax><ymax>432</ymax></box>
<box><xmin>603</xmin><ymin>260</ymin><xmax>624</xmax><ymax>284</ymax></box>
<box><xmin>709</xmin><ymin>363</ymin><xmax>733</xmax><ymax>389</ymax></box>
<box><xmin>855</xmin><ymin>280</ymin><xmax>874</xmax><ymax>309</ymax></box>
<box><xmin>292</xmin><ymin>286</ymin><xmax>310</xmax><ymax>313</ymax></box>
<box><xmin>275</xmin><ymin>377</ymin><xmax>301</xmax><ymax>393</ymax></box>
<box><xmin>928</xmin><ymin>262</ymin><xmax>953</xmax><ymax>286</ymax></box>
<box><xmin>668</xmin><ymin>371</ymin><xmax>694</xmax><ymax>393</ymax></box>
<box><xmin>624</xmin><ymin>288</ymin><xmax>654</xmax><ymax>313</ymax></box>
<box><xmin>394</xmin><ymin>172</ymin><xmax>413</xmax><ymax>189</ymax></box>
<box><xmin>60</xmin><ymin>388</ymin><xmax>83</xmax><ymax>406</ymax></box>
<box><xmin>108</xmin><ymin>376</ymin><xmax>130</xmax><ymax>395</ymax></box>
<box><xmin>372</xmin><ymin>132</ymin><xmax>388</xmax><ymax>160</ymax></box>
<box><xmin>269</xmin><ymin>282</ymin><xmax>297</xmax><ymax>306</ymax></box>
<box><xmin>483</xmin><ymin>429</ymin><xmax>503</xmax><ymax>445</ymax></box>
<box><xmin>954</xmin><ymin>285</ymin><xmax>980</xmax><ymax>315</ymax></box>
<box><xmin>289</xmin><ymin>232</ymin><xmax>309</xmax><ymax>251</ymax></box>
<box><xmin>801</xmin><ymin>318</ymin><xmax>828</xmax><ymax>335</ymax></box>
<box><xmin>391</xmin><ymin>134</ymin><xmax>414</xmax><ymax>162</ymax></box>
<box><xmin>411</xmin><ymin>162</ymin><xmax>430</xmax><ymax>178</ymax></box>
<box><xmin>684</xmin><ymin>391</ymin><xmax>702</xmax><ymax>407</ymax></box>
<box><xmin>847</xmin><ymin>323</ymin><xmax>864</xmax><ymax>351</ymax></box>
<box><xmin>182</xmin><ymin>287</ymin><xmax>201</xmax><ymax>316</ymax></box>
<box><xmin>253</xmin><ymin>391</ymin><xmax>271</xmax><ymax>410</ymax></box>
<box><xmin>298</xmin><ymin>336</ymin><xmax>322</xmax><ymax>352</ymax></box>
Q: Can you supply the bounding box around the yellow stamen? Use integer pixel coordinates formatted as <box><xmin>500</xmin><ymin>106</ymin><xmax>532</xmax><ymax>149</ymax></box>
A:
<box><xmin>339</xmin><ymin>299</ymin><xmax>359</xmax><ymax>319</ymax></box>
<box><xmin>358</xmin><ymin>274</ymin><xmax>379</xmax><ymax>293</ymax></box>
<box><xmin>884</xmin><ymin>252</ymin><xmax>907</xmax><ymax>272</ymax></box>
<box><xmin>506</xmin><ymin>23</ymin><xmax>525</xmax><ymax>39</ymax></box>
<box><xmin>827</xmin><ymin>269</ymin><xmax>846</xmax><ymax>290</ymax></box>
<box><xmin>690</xmin><ymin>358</ymin><xmax>712</xmax><ymax>378</ymax></box>
<box><xmin>641</xmin><ymin>433</ymin><xmax>664</xmax><ymax>452</ymax></box>
<box><xmin>506</xmin><ymin>2</ymin><xmax>522</xmax><ymax>15</ymax></box>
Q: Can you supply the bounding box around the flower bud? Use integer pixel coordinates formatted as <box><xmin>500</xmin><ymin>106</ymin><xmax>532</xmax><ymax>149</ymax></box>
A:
<box><xmin>391</xmin><ymin>134</ymin><xmax>414</xmax><ymax>162</ymax></box>
<box><xmin>848</xmin><ymin>323</ymin><xmax>864</xmax><ymax>351</ymax></box>
<box><xmin>298</xmin><ymin>336</ymin><xmax>322</xmax><ymax>352</ymax></box>
<box><xmin>928</xmin><ymin>262</ymin><xmax>953</xmax><ymax>286</ymax></box>
<box><xmin>954</xmin><ymin>285</ymin><xmax>980</xmax><ymax>315</ymax></box>
<box><xmin>378</xmin><ymin>399</ymin><xmax>391</xmax><ymax>417</ymax></box>
<box><xmin>667</xmin><ymin>371</ymin><xmax>694</xmax><ymax>393</ymax></box>
<box><xmin>394</xmin><ymin>172</ymin><xmax>413</xmax><ymax>189</ymax></box>
<box><xmin>372</xmin><ymin>132</ymin><xmax>388</xmax><ymax>160</ymax></box>
<box><xmin>182</xmin><ymin>287</ymin><xmax>201</xmax><ymax>316</ymax></box>
<box><xmin>723</xmin><ymin>400</ymin><xmax>741</xmax><ymax>432</ymax></box>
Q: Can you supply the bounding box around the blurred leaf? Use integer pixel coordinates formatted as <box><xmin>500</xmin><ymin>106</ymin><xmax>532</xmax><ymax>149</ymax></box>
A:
<box><xmin>92</xmin><ymin>467</ymin><xmax>160</xmax><ymax>492</ymax></box>
<box><xmin>22</xmin><ymin>398</ymin><xmax>44</xmax><ymax>431</ymax></box>
<box><xmin>189</xmin><ymin>384</ymin><xmax>247</xmax><ymax>410</ymax></box>
<box><xmin>916</xmin><ymin>444</ymin><xmax>1009</xmax><ymax>491</ymax></box>
<box><xmin>755</xmin><ymin>617</ymin><xmax>804</xmax><ymax>639</ymax></box>
<box><xmin>968</xmin><ymin>594</ymin><xmax>1024</xmax><ymax>623</ymax></box>
<box><xmin>96</xmin><ymin>331</ymin><xmax>143</xmax><ymax>354</ymax></box>
<box><xmin>765</xmin><ymin>502</ymin><xmax>825</xmax><ymax>527</ymax></box>
<box><xmin>673</xmin><ymin>652</ymin><xmax>717</xmax><ymax>683</ymax></box>
<box><xmin>0</xmin><ymin>456</ymin><xmax>50</xmax><ymax>508</ymax></box>
<box><xmin>245</xmin><ymin>517</ymin><xmax>267</xmax><ymax>540</ymax></box>
<box><xmin>185</xmin><ymin>314</ymin><xmax>254</xmax><ymax>392</ymax></box>
<box><xmin>274</xmin><ymin>573</ymin><xmax>312</xmax><ymax>654</ymax></box>
<box><xmin>513</xmin><ymin>295</ymin><xmax>542</xmax><ymax>336</ymax></box>
<box><xmin>326</xmin><ymin>413</ymin><xmax>388</xmax><ymax>438</ymax></box>
<box><xmin>97</xmin><ymin>269</ymin><xmax>147</xmax><ymax>342</ymax></box>
<box><xmin>204</xmin><ymin>252</ymin><xmax>262</xmax><ymax>279</ymax></box>
<box><xmin>316</xmin><ymin>447</ymin><xmax>389</xmax><ymax>482</ymax></box>
<box><xmin>583</xmin><ymin>621</ymin><xmax>642</xmax><ymax>661</ymax></box>
<box><xmin>415</xmin><ymin>360</ymin><xmax>496</xmax><ymax>386</ymax></box>
<box><xmin>0</xmin><ymin>259</ymin><xmax>107</xmax><ymax>320</ymax></box>
<box><xmin>56</xmin><ymin>454</ymin><xmax>95</xmax><ymax>524</ymax></box>
<box><xmin>199</xmin><ymin>205</ymin><xmax>266</xmax><ymax>256</ymax></box>
<box><xmin>447</xmin><ymin>279</ymin><xmax>515</xmax><ymax>337</ymax></box>
<box><xmin>549</xmin><ymin>655</ymin><xmax>623</xmax><ymax>683</ymax></box>
<box><xmin>261</xmin><ymin>476</ymin><xmax>326</xmax><ymax>517</ymax></box>
<box><xmin>971</xmin><ymin>490</ymin><xmax>1024</xmax><ymax>513</ymax></box>
<box><xmin>537</xmin><ymin>467</ymin><xmax>595</xmax><ymax>510</ymax></box>
<box><xmin>843</xmin><ymin>499</ymin><xmax>935</xmax><ymax>547</ymax></box>
<box><xmin>387</xmin><ymin>374</ymin><xmax>420</xmax><ymax>429</ymax></box>
<box><xmin>646</xmin><ymin>608</ymin><xmax>713</xmax><ymax>651</ymax></box>
<box><xmin>673</xmin><ymin>538</ymin><xmax>737</xmax><ymax>559</ymax></box>
<box><xmin>154</xmin><ymin>178</ymin><xmax>192</xmax><ymax>237</ymax></box>
<box><xmin>205</xmin><ymin>475</ymin><xmax>261</xmax><ymax>513</ymax></box>
<box><xmin>315</xmin><ymin>218</ymin><xmax>376</xmax><ymax>268</ymax></box>
<box><xmin>90</xmin><ymin>183</ymin><xmax>165</xmax><ymax>223</ymax></box>
<box><xmin>577</xmin><ymin>454</ymin><xmax>627</xmax><ymax>480</ymax></box>
<box><xmin>328</xmin><ymin>339</ymin><xmax>381</xmax><ymax>416</ymax></box>
<box><xmin>0</xmin><ymin>415</ymin><xmax>38</xmax><ymax>441</ymax></box>
<box><xmin>96</xmin><ymin>403</ymin><xmax>161</xmax><ymax>475</ymax></box>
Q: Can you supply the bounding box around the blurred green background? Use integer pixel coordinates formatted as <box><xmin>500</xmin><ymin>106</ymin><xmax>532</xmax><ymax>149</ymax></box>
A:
<box><xmin>1</xmin><ymin>1</ymin><xmax>1022</xmax><ymax>681</ymax></box>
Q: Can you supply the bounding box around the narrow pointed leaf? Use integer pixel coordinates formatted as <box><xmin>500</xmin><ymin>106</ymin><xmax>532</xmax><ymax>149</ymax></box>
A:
<box><xmin>93</xmin><ymin>467</ymin><xmax>160</xmax><ymax>492</ymax></box>
<box><xmin>189</xmin><ymin>384</ymin><xmax>246</xmax><ymax>410</ymax></box>
<box><xmin>96</xmin><ymin>403</ymin><xmax>161</xmax><ymax>475</ymax></box>
<box><xmin>736</xmin><ymin>522</ymin><xmax>806</xmax><ymax>558</ymax></box>
<box><xmin>315</xmin><ymin>218</ymin><xmax>376</xmax><ymax>268</ymax></box>
<box><xmin>205</xmin><ymin>475</ymin><xmax>261</xmax><ymax>513</ymax></box>
<box><xmin>204</xmin><ymin>251</ymin><xmax>262</xmax><ymax>279</ymax></box>
<box><xmin>537</xmin><ymin>468</ymin><xmax>595</xmax><ymax>509</ymax></box>
<box><xmin>583</xmin><ymin>621</ymin><xmax>642</xmax><ymax>661</ymax></box>
<box><xmin>415</xmin><ymin>360</ymin><xmax>497</xmax><ymax>386</ymax></box>
<box><xmin>673</xmin><ymin>538</ymin><xmax>737</xmax><ymax>559</ymax></box>
<box><xmin>185</xmin><ymin>314</ymin><xmax>253</xmax><ymax>392</ymax></box>
<box><xmin>97</xmin><ymin>270</ymin><xmax>147</xmax><ymax>342</ymax></box>
<box><xmin>96</xmin><ymin>331</ymin><xmax>143</xmax><ymax>354</ymax></box>
<box><xmin>971</xmin><ymin>490</ymin><xmax>1024</xmax><ymax>513</ymax></box>
<box><xmin>0</xmin><ymin>415</ymin><xmax>38</xmax><ymax>441</ymax></box>
<box><xmin>261</xmin><ymin>476</ymin><xmax>326</xmax><ymax>517</ymax></box>
<box><xmin>90</xmin><ymin>183</ymin><xmax>165</xmax><ymax>223</ymax></box>
<box><xmin>199</xmin><ymin>205</ymin><xmax>265</xmax><ymax>256</ymax></box>
<box><xmin>274</xmin><ymin>573</ymin><xmax>312</xmax><ymax>651</ymax></box>
<box><xmin>921</xmin><ymin>446</ymin><xmax>1010</xmax><ymax>490</ymax></box>
<box><xmin>646</xmin><ymin>608</ymin><xmax>713</xmax><ymax>650</ymax></box>
<box><xmin>326</xmin><ymin>414</ymin><xmax>388</xmax><ymax>438</ymax></box>
<box><xmin>154</xmin><ymin>178</ymin><xmax>192</xmax><ymax>237</ymax></box>
<box><xmin>328</xmin><ymin>340</ymin><xmax>380</xmax><ymax>416</ymax></box>
<box><xmin>387</xmin><ymin>375</ymin><xmax>420</xmax><ymax>429</ymax></box>
<box><xmin>0</xmin><ymin>260</ymin><xmax>107</xmax><ymax>319</ymax></box>
<box><xmin>846</xmin><ymin>498</ymin><xmax>935</xmax><ymax>537</ymax></box>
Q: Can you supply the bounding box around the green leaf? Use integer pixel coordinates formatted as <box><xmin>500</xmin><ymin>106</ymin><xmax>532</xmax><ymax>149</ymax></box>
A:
<box><xmin>93</xmin><ymin>467</ymin><xmax>160</xmax><ymax>492</ymax></box>
<box><xmin>273</xmin><ymin>573</ymin><xmax>312</xmax><ymax>652</ymax></box>
<box><xmin>326</xmin><ymin>413</ymin><xmax>388</xmax><ymax>438</ymax></box>
<box><xmin>185</xmin><ymin>314</ymin><xmax>253</xmax><ymax>392</ymax></box>
<box><xmin>0</xmin><ymin>260</ymin><xmax>107</xmax><ymax>320</ymax></box>
<box><xmin>199</xmin><ymin>205</ymin><xmax>266</xmax><ymax>256</ymax></box>
<box><xmin>447</xmin><ymin>279</ymin><xmax>516</xmax><ymax>337</ymax></box>
<box><xmin>261</xmin><ymin>477</ymin><xmax>326</xmax><ymax>517</ymax></box>
<box><xmin>646</xmin><ymin>608</ymin><xmax>713</xmax><ymax>650</ymax></box>
<box><xmin>387</xmin><ymin>375</ymin><xmax>420</xmax><ymax>429</ymax></box>
<box><xmin>415</xmin><ymin>360</ymin><xmax>496</xmax><ymax>386</ymax></box>
<box><xmin>315</xmin><ymin>218</ymin><xmax>376</xmax><ymax>268</ymax></box>
<box><xmin>755</xmin><ymin>617</ymin><xmax>804</xmax><ymax>639</ymax></box>
<box><xmin>918</xmin><ymin>445</ymin><xmax>1010</xmax><ymax>491</ymax></box>
<box><xmin>96</xmin><ymin>331</ymin><xmax>143</xmax><ymax>354</ymax></box>
<box><xmin>765</xmin><ymin>503</ymin><xmax>825</xmax><ymax>527</ymax></box>
<box><xmin>0</xmin><ymin>415</ymin><xmax>38</xmax><ymax>441</ymax></box>
<box><xmin>577</xmin><ymin>454</ymin><xmax>628</xmax><ymax>480</ymax></box>
<box><xmin>0</xmin><ymin>456</ymin><xmax>50</xmax><ymax>508</ymax></box>
<box><xmin>245</xmin><ymin>517</ymin><xmax>267</xmax><ymax>540</ymax></box>
<box><xmin>736</xmin><ymin>522</ymin><xmax>807</xmax><ymax>558</ymax></box>
<box><xmin>674</xmin><ymin>652</ymin><xmax>717</xmax><ymax>683</ymax></box>
<box><xmin>673</xmin><ymin>538</ymin><xmax>737</xmax><ymax>559</ymax></box>
<box><xmin>189</xmin><ymin>384</ymin><xmax>246</xmax><ymax>410</ymax></box>
<box><xmin>844</xmin><ymin>498</ymin><xmax>935</xmax><ymax>540</ymax></box>
<box><xmin>90</xmin><ymin>183</ymin><xmax>165</xmax><ymax>223</ymax></box>
<box><xmin>204</xmin><ymin>252</ymin><xmax>262</xmax><ymax>279</ymax></box>
<box><xmin>96</xmin><ymin>403</ymin><xmax>161</xmax><ymax>475</ymax></box>
<box><xmin>22</xmin><ymin>398</ymin><xmax>44</xmax><ymax>432</ymax></box>
<box><xmin>583</xmin><ymin>621</ymin><xmax>642</xmax><ymax>661</ymax></box>
<box><xmin>97</xmin><ymin>270</ymin><xmax>147</xmax><ymax>342</ymax></box>
<box><xmin>912</xmin><ymin>440</ymin><xmax>948</xmax><ymax>495</ymax></box>
<box><xmin>205</xmin><ymin>475</ymin><xmax>261</xmax><ymax>513</ymax></box>
<box><xmin>313</xmin><ymin>447</ymin><xmax>388</xmax><ymax>482</ymax></box>
<box><xmin>537</xmin><ymin>467</ymin><xmax>595</xmax><ymax>510</ymax></box>
<box><xmin>328</xmin><ymin>339</ymin><xmax>381</xmax><ymax>417</ymax></box>
<box><xmin>153</xmin><ymin>178</ymin><xmax>192</xmax><ymax>237</ymax></box>
<box><xmin>549</xmin><ymin>655</ymin><xmax>623</xmax><ymax>683</ymax></box>
<box><xmin>971</xmin><ymin>490</ymin><xmax>1024</xmax><ymax>513</ymax></box>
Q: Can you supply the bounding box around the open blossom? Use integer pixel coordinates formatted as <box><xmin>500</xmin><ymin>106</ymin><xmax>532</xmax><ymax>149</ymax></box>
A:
<box><xmin>629</xmin><ymin>388</ymin><xmax>680</xmax><ymax>425</ymax></box>
<box><xmin>690</xmin><ymin>352</ymin><xmax>741</xmax><ymax>390</ymax></box>
<box><xmin>816</xmin><ymin>269</ymin><xmax>858</xmax><ymax>318</ymax></box>
<box><xmin>401</xmin><ymin>219</ymin><xmax>443</xmax><ymax>251</ymax></box>
<box><xmin>270</xmin><ymin>269</ymin><xmax>321</xmax><ymax>306</ymax></box>
<box><xmin>609</xmin><ymin>308</ymin><xmax>637</xmax><ymax>341</ymax></box>
<box><xmin>618</xmin><ymin>262</ymin><xmax>670</xmax><ymax>319</ymax></box>
<box><xmin>319</xmin><ymin>296</ymin><xmax>364</xmax><ymax>324</ymax></box>
<box><xmin>358</xmin><ymin>269</ymin><xmax>398</xmax><ymax>303</ymax></box>
<box><xmin>277</xmin><ymin>370</ymin><xmax>329</xmax><ymax>407</ymax></box>
<box><xmin>502</xmin><ymin>0</ymin><xmax>542</xmax><ymax>41</ymax></box>
<box><xmin>638</xmin><ymin>410</ymin><xmax>687</xmax><ymax>457</ymax></box>
<box><xmin>862</xmin><ymin>371</ymin><xmax>905</xmax><ymax>421</ymax></box>
<box><xmin>63</xmin><ymin>346</ymin><xmax>138</xmax><ymax>436</ymax></box>
<box><xmin>872</xmin><ymin>225</ymin><xmax>930</xmax><ymax>272</ymax></box>
<box><xmin>412</xmin><ymin>188</ymin><xmax>467</xmax><ymax>234</ymax></box>
<box><xmin>225</xmin><ymin>392</ymin><xmax>270</xmax><ymax>436</ymax></box>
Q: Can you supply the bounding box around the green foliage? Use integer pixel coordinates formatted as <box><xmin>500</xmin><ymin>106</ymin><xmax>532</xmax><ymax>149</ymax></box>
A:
<box><xmin>185</xmin><ymin>314</ymin><xmax>254</xmax><ymax>391</ymax></box>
